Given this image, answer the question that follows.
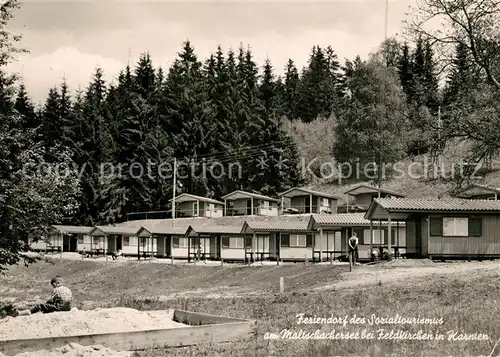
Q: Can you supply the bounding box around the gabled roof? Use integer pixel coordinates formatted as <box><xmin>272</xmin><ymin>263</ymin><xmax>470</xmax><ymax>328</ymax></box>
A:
<box><xmin>309</xmin><ymin>213</ymin><xmax>405</xmax><ymax>229</ymax></box>
<box><xmin>185</xmin><ymin>216</ymin><xmax>251</xmax><ymax>236</ymax></box>
<box><xmin>51</xmin><ymin>225</ymin><xmax>93</xmax><ymax>235</ymax></box>
<box><xmin>344</xmin><ymin>184</ymin><xmax>406</xmax><ymax>197</ymax></box>
<box><xmin>135</xmin><ymin>224</ymin><xmax>188</xmax><ymax>237</ymax></box>
<box><xmin>453</xmin><ymin>184</ymin><xmax>500</xmax><ymax>198</ymax></box>
<box><xmin>89</xmin><ymin>226</ymin><xmax>139</xmax><ymax>236</ymax></box>
<box><xmin>241</xmin><ymin>215</ymin><xmax>312</xmax><ymax>233</ymax></box>
<box><xmin>221</xmin><ymin>190</ymin><xmax>279</xmax><ymax>202</ymax></box>
<box><xmin>365</xmin><ymin>197</ymin><xmax>500</xmax><ymax>220</ymax></box>
<box><xmin>278</xmin><ymin>187</ymin><xmax>341</xmax><ymax>200</ymax></box>
<box><xmin>168</xmin><ymin>193</ymin><xmax>224</xmax><ymax>205</ymax></box>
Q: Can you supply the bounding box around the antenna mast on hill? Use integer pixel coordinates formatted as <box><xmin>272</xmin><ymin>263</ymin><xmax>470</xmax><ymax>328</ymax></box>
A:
<box><xmin>172</xmin><ymin>158</ymin><xmax>177</xmax><ymax>227</ymax></box>
<box><xmin>437</xmin><ymin>106</ymin><xmax>443</xmax><ymax>176</ymax></box>
<box><xmin>378</xmin><ymin>0</ymin><xmax>389</xmax><ymax>199</ymax></box>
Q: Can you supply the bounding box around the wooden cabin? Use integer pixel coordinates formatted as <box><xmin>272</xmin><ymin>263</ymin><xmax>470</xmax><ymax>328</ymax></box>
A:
<box><xmin>309</xmin><ymin>213</ymin><xmax>406</xmax><ymax>261</ymax></box>
<box><xmin>88</xmin><ymin>226</ymin><xmax>145</xmax><ymax>257</ymax></box>
<box><xmin>29</xmin><ymin>225</ymin><xmax>93</xmax><ymax>253</ymax></box>
<box><xmin>341</xmin><ymin>184</ymin><xmax>405</xmax><ymax>213</ymax></box>
<box><xmin>135</xmin><ymin>217</ymin><xmax>247</xmax><ymax>261</ymax></box>
<box><xmin>278</xmin><ymin>187</ymin><xmax>339</xmax><ymax>214</ymax></box>
<box><xmin>222</xmin><ymin>190</ymin><xmax>279</xmax><ymax>216</ymax></box>
<box><xmin>453</xmin><ymin>184</ymin><xmax>500</xmax><ymax>200</ymax></box>
<box><xmin>136</xmin><ymin>223</ymin><xmax>189</xmax><ymax>259</ymax></box>
<box><xmin>170</xmin><ymin>193</ymin><xmax>224</xmax><ymax>218</ymax></box>
<box><xmin>365</xmin><ymin>197</ymin><xmax>500</xmax><ymax>259</ymax></box>
<box><xmin>240</xmin><ymin>215</ymin><xmax>312</xmax><ymax>261</ymax></box>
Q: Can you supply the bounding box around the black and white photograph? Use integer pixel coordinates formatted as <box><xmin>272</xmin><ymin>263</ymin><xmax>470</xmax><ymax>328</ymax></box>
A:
<box><xmin>1</xmin><ymin>0</ymin><xmax>500</xmax><ymax>356</ymax></box>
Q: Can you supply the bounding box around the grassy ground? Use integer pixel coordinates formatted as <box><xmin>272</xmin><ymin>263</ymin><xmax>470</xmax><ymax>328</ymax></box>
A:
<box><xmin>2</xmin><ymin>259</ymin><xmax>500</xmax><ymax>356</ymax></box>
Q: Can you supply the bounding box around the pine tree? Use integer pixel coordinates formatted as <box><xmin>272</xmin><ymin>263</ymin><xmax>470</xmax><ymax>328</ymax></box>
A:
<box><xmin>201</xmin><ymin>47</ymin><xmax>242</xmax><ymax>197</ymax></box>
<box><xmin>443</xmin><ymin>42</ymin><xmax>476</xmax><ymax>107</ymax></box>
<box><xmin>39</xmin><ymin>87</ymin><xmax>63</xmax><ymax>161</ymax></box>
<box><xmin>260</xmin><ymin>58</ymin><xmax>278</xmax><ymax>112</ymax></box>
<box><xmin>297</xmin><ymin>45</ymin><xmax>340</xmax><ymax>122</ymax></box>
<box><xmin>59</xmin><ymin>80</ymin><xmax>73</xmax><ymax>148</ymax></box>
<box><xmin>410</xmin><ymin>37</ymin><xmax>426</xmax><ymax>105</ymax></box>
<box><xmin>162</xmin><ymin>41</ymin><xmax>214</xmax><ymax>196</ymax></box>
<box><xmin>398</xmin><ymin>43</ymin><xmax>413</xmax><ymax>101</ymax></box>
<box><xmin>283</xmin><ymin>59</ymin><xmax>300</xmax><ymax>120</ymax></box>
<box><xmin>72</xmin><ymin>68</ymin><xmax>113</xmax><ymax>225</ymax></box>
<box><xmin>423</xmin><ymin>41</ymin><xmax>440</xmax><ymax>115</ymax></box>
<box><xmin>14</xmin><ymin>83</ymin><xmax>37</xmax><ymax>130</ymax></box>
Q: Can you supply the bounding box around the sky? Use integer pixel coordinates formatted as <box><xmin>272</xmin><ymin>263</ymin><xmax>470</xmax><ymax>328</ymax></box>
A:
<box><xmin>6</xmin><ymin>0</ymin><xmax>417</xmax><ymax>105</ymax></box>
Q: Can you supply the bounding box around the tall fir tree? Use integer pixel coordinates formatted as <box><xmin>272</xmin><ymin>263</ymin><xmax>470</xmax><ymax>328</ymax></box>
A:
<box><xmin>161</xmin><ymin>41</ymin><xmax>215</xmax><ymax>197</ymax></box>
<box><xmin>72</xmin><ymin>68</ymin><xmax>113</xmax><ymax>225</ymax></box>
<box><xmin>398</xmin><ymin>42</ymin><xmax>414</xmax><ymax>101</ymax></box>
<box><xmin>14</xmin><ymin>83</ymin><xmax>38</xmax><ymax>131</ymax></box>
<box><xmin>283</xmin><ymin>59</ymin><xmax>300</xmax><ymax>120</ymax></box>
<box><xmin>297</xmin><ymin>45</ymin><xmax>340</xmax><ymax>122</ymax></box>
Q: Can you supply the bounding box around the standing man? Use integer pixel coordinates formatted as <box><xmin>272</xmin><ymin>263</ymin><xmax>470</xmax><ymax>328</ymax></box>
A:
<box><xmin>348</xmin><ymin>232</ymin><xmax>359</xmax><ymax>264</ymax></box>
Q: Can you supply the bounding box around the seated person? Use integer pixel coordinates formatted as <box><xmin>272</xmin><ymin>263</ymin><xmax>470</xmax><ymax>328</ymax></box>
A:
<box><xmin>15</xmin><ymin>276</ymin><xmax>73</xmax><ymax>316</ymax></box>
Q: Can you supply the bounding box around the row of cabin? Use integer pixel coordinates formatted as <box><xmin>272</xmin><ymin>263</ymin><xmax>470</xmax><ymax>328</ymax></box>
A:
<box><xmin>39</xmin><ymin>213</ymin><xmax>406</xmax><ymax>262</ymax></box>
<box><xmin>37</xmin><ymin>183</ymin><xmax>500</xmax><ymax>262</ymax></box>
<box><xmin>172</xmin><ymin>184</ymin><xmax>407</xmax><ymax>218</ymax></box>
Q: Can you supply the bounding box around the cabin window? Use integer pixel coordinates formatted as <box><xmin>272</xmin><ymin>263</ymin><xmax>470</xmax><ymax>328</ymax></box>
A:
<box><xmin>326</xmin><ymin>232</ymin><xmax>336</xmax><ymax>250</ymax></box>
<box><xmin>290</xmin><ymin>234</ymin><xmax>307</xmax><ymax>248</ymax></box>
<box><xmin>77</xmin><ymin>236</ymin><xmax>84</xmax><ymax>244</ymax></box>
<box><xmin>254</xmin><ymin>235</ymin><xmax>270</xmax><ymax>251</ymax></box>
<box><xmin>191</xmin><ymin>238</ymin><xmax>201</xmax><ymax>248</ymax></box>
<box><xmin>305</xmin><ymin>197</ymin><xmax>311</xmax><ymax>213</ymax></box>
<box><xmin>442</xmin><ymin>217</ymin><xmax>468</xmax><ymax>237</ymax></box>
<box><xmin>468</xmin><ymin>217</ymin><xmax>482</xmax><ymax>236</ymax></box>
<box><xmin>222</xmin><ymin>237</ymin><xmax>230</xmax><ymax>249</ymax></box>
<box><xmin>193</xmin><ymin>201</ymin><xmax>199</xmax><ymax>216</ymax></box>
<box><xmin>231</xmin><ymin>238</ymin><xmax>244</xmax><ymax>249</ymax></box>
<box><xmin>172</xmin><ymin>237</ymin><xmax>188</xmax><ymax>248</ymax></box>
<box><xmin>306</xmin><ymin>234</ymin><xmax>313</xmax><ymax>247</ymax></box>
<box><xmin>280</xmin><ymin>233</ymin><xmax>290</xmax><ymax>247</ymax></box>
<box><xmin>391</xmin><ymin>228</ymin><xmax>398</xmax><ymax>245</ymax></box>
<box><xmin>139</xmin><ymin>238</ymin><xmax>147</xmax><ymax>247</ymax></box>
<box><xmin>244</xmin><ymin>237</ymin><xmax>252</xmax><ymax>248</ymax></box>
<box><xmin>363</xmin><ymin>229</ymin><xmax>384</xmax><ymax>244</ymax></box>
<box><xmin>429</xmin><ymin>217</ymin><xmax>443</xmax><ymax>236</ymax></box>
<box><xmin>322</xmin><ymin>198</ymin><xmax>329</xmax><ymax>206</ymax></box>
<box><xmin>261</xmin><ymin>200</ymin><xmax>270</xmax><ymax>209</ymax></box>
<box><xmin>209</xmin><ymin>203</ymin><xmax>215</xmax><ymax>212</ymax></box>
<box><xmin>123</xmin><ymin>237</ymin><xmax>130</xmax><ymax>246</ymax></box>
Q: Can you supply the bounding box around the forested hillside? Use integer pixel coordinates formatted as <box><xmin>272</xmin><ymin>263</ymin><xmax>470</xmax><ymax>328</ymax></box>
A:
<box><xmin>1</xmin><ymin>0</ymin><xmax>500</xmax><ymax>244</ymax></box>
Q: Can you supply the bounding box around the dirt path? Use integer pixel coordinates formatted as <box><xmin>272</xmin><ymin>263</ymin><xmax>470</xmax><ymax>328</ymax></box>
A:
<box><xmin>317</xmin><ymin>260</ymin><xmax>500</xmax><ymax>291</ymax></box>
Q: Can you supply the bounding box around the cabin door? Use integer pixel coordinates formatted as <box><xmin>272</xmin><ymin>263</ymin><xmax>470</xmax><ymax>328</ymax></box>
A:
<box><xmin>70</xmin><ymin>236</ymin><xmax>77</xmax><ymax>252</ymax></box>
<box><xmin>247</xmin><ymin>199</ymin><xmax>252</xmax><ymax>215</ymax></box>
<box><xmin>415</xmin><ymin>218</ymin><xmax>422</xmax><ymax>256</ymax></box>
<box><xmin>165</xmin><ymin>236</ymin><xmax>171</xmax><ymax>257</ymax></box>
<box><xmin>116</xmin><ymin>236</ymin><xmax>123</xmax><ymax>251</ymax></box>
<box><xmin>276</xmin><ymin>233</ymin><xmax>280</xmax><ymax>259</ymax></box>
<box><xmin>305</xmin><ymin>197</ymin><xmax>311</xmax><ymax>213</ymax></box>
